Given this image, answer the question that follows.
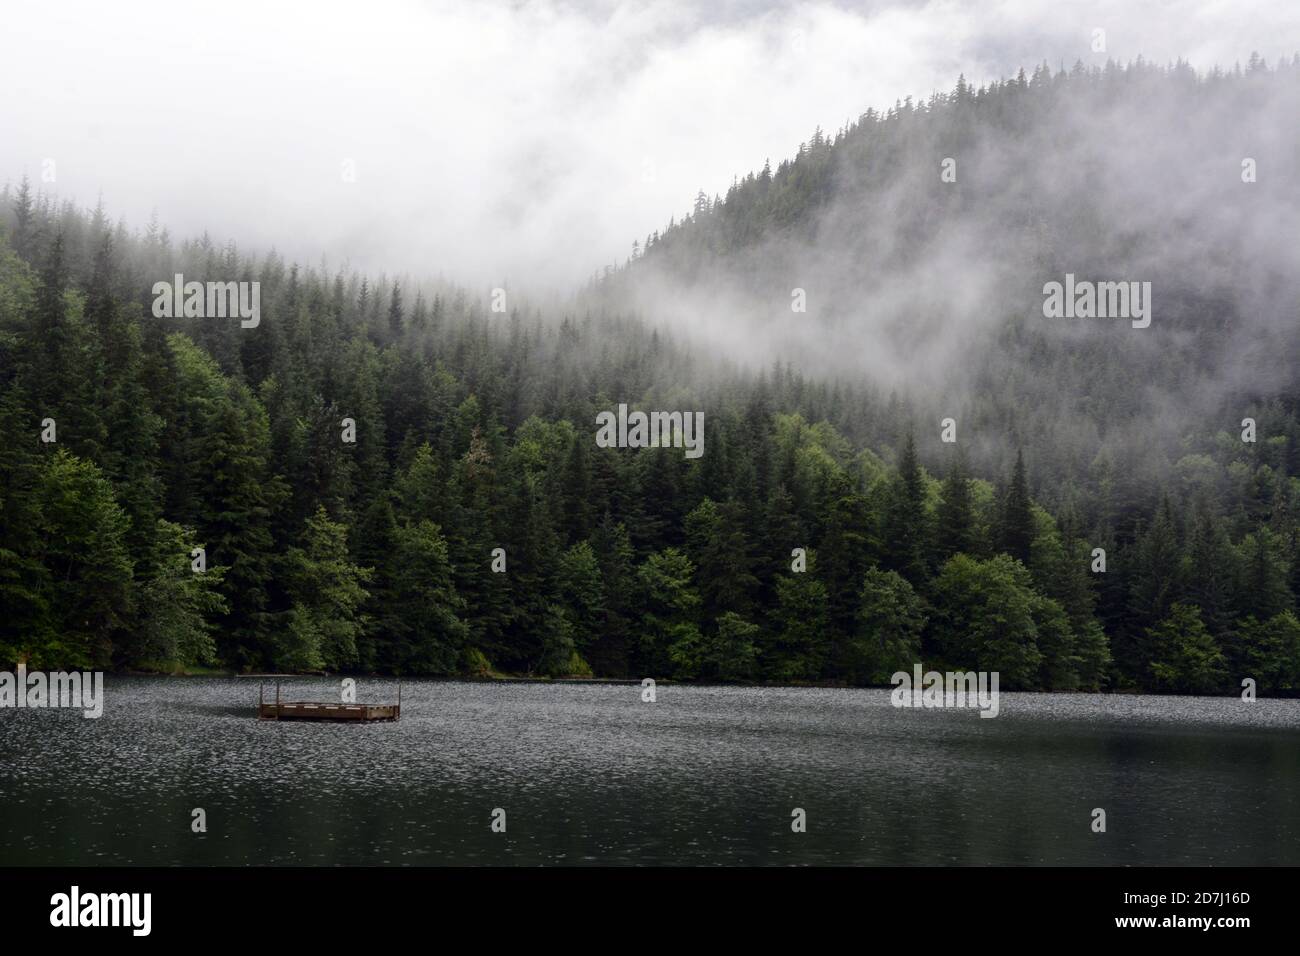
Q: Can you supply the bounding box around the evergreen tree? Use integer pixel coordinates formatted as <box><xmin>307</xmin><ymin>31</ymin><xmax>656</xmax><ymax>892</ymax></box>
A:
<box><xmin>134</xmin><ymin>520</ymin><xmax>227</xmax><ymax>667</ymax></box>
<box><xmin>557</xmin><ymin>540</ymin><xmax>604</xmax><ymax>665</ymax></box>
<box><xmin>1125</xmin><ymin>498</ymin><xmax>1184</xmax><ymax>677</ymax></box>
<box><xmin>686</xmin><ymin>498</ymin><xmax>758</xmax><ymax>619</ymax></box>
<box><xmin>768</xmin><ymin>551</ymin><xmax>830</xmax><ymax>681</ymax></box>
<box><xmin>279</xmin><ymin>506</ymin><xmax>371</xmax><ymax>671</ymax></box>
<box><xmin>930</xmin><ymin>554</ymin><xmax>1044</xmax><ymax>688</ymax></box>
<box><xmin>935</xmin><ymin>446</ymin><xmax>977</xmax><ymax>561</ymax></box>
<box><xmin>1148</xmin><ymin>604</ymin><xmax>1227</xmax><ymax>694</ymax></box>
<box><xmin>34</xmin><ymin>450</ymin><xmax>133</xmax><ymax>668</ymax></box>
<box><xmin>387</xmin><ymin>283</ymin><xmax>404</xmax><ymax>341</ymax></box>
<box><xmin>1185</xmin><ymin>504</ymin><xmax>1236</xmax><ymax>639</ymax></box>
<box><xmin>851</xmin><ymin>567</ymin><xmax>926</xmax><ymax>684</ymax></box>
<box><xmin>388</xmin><ymin>519</ymin><xmax>469</xmax><ymax>674</ymax></box>
<box><xmin>998</xmin><ymin>449</ymin><xmax>1035</xmax><ymax>564</ymax></box>
<box><xmin>882</xmin><ymin>432</ymin><xmax>930</xmax><ymax>583</ymax></box>
<box><xmin>0</xmin><ymin>385</ymin><xmax>53</xmax><ymax>664</ymax></box>
<box><xmin>590</xmin><ymin>514</ymin><xmax>636</xmax><ymax>675</ymax></box>
<box><xmin>638</xmin><ymin>547</ymin><xmax>702</xmax><ymax>677</ymax></box>
<box><xmin>818</xmin><ymin>493</ymin><xmax>876</xmax><ymax>659</ymax></box>
<box><xmin>1236</xmin><ymin>528</ymin><xmax>1293</xmax><ymax>622</ymax></box>
<box><xmin>1231</xmin><ymin>611</ymin><xmax>1300</xmax><ymax>692</ymax></box>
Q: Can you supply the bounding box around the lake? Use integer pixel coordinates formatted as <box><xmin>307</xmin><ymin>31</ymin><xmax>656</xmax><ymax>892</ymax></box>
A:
<box><xmin>2</xmin><ymin>677</ymin><xmax>1297</xmax><ymax>865</ymax></box>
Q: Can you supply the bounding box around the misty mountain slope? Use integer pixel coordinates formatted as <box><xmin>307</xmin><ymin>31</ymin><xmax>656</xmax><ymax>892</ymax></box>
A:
<box><xmin>1</xmin><ymin>58</ymin><xmax>1299</xmax><ymax>693</ymax></box>
<box><xmin>596</xmin><ymin>57</ymin><xmax>1300</xmax><ymax>500</ymax></box>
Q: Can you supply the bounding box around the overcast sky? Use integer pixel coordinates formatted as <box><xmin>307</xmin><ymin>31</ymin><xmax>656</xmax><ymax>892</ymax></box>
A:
<box><xmin>3</xmin><ymin>0</ymin><xmax>1298</xmax><ymax>291</ymax></box>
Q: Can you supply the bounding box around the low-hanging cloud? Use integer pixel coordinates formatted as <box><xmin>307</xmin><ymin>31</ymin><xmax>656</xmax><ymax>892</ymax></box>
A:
<box><xmin>2</xmin><ymin>0</ymin><xmax>1299</xmax><ymax>293</ymax></box>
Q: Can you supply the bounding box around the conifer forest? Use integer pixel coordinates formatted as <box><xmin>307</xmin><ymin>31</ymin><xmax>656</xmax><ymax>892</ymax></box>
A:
<box><xmin>3</xmin><ymin>51</ymin><xmax>1300</xmax><ymax>699</ymax></box>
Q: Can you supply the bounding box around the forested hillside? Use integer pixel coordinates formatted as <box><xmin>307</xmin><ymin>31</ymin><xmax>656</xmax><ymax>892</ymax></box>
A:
<box><xmin>598</xmin><ymin>56</ymin><xmax>1300</xmax><ymax>494</ymax></box>
<box><xmin>2</xmin><ymin>59</ymin><xmax>1299</xmax><ymax>693</ymax></box>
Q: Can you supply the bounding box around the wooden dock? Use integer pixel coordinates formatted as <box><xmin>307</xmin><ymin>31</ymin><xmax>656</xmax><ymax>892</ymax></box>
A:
<box><xmin>257</xmin><ymin>701</ymin><xmax>400</xmax><ymax>721</ymax></box>
<box><xmin>255</xmin><ymin>679</ymin><xmax>401</xmax><ymax>722</ymax></box>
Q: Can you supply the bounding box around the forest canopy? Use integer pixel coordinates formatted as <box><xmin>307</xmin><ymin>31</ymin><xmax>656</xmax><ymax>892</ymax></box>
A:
<box><xmin>2</xmin><ymin>59</ymin><xmax>1299</xmax><ymax>694</ymax></box>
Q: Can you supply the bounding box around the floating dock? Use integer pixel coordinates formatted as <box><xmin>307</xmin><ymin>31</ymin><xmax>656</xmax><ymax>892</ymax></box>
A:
<box><xmin>255</xmin><ymin>678</ymin><xmax>401</xmax><ymax>722</ymax></box>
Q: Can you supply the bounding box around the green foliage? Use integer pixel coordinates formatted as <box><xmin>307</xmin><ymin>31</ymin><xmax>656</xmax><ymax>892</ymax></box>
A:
<box><xmin>638</xmin><ymin>547</ymin><xmax>701</xmax><ymax>676</ymax></box>
<box><xmin>707</xmin><ymin>612</ymin><xmax>760</xmax><ymax>682</ymax></box>
<box><xmin>1148</xmin><ymin>604</ymin><xmax>1227</xmax><ymax>694</ymax></box>
<box><xmin>34</xmin><ymin>450</ymin><xmax>134</xmax><ymax>668</ymax></box>
<box><xmin>686</xmin><ymin>498</ymin><xmax>758</xmax><ymax>618</ymax></box>
<box><xmin>134</xmin><ymin>520</ymin><xmax>227</xmax><ymax>667</ymax></box>
<box><xmin>768</xmin><ymin>553</ymin><xmax>830</xmax><ymax>681</ymax></box>
<box><xmin>935</xmin><ymin>447</ymin><xmax>977</xmax><ymax>561</ymax></box>
<box><xmin>387</xmin><ymin>519</ymin><xmax>469</xmax><ymax>675</ymax></box>
<box><xmin>557</xmin><ymin>541</ymin><xmax>605</xmax><ymax>653</ymax></box>
<box><xmin>1229</xmin><ymin>612</ymin><xmax>1300</xmax><ymax>693</ymax></box>
<box><xmin>279</xmin><ymin>506</ymin><xmax>371</xmax><ymax>672</ymax></box>
<box><xmin>0</xmin><ymin>170</ymin><xmax>1295</xmax><ymax>693</ymax></box>
<box><xmin>850</xmin><ymin>568</ymin><xmax>926</xmax><ymax>684</ymax></box>
<box><xmin>882</xmin><ymin>433</ymin><xmax>930</xmax><ymax>584</ymax></box>
<box><xmin>931</xmin><ymin>554</ymin><xmax>1043</xmax><ymax>688</ymax></box>
<box><xmin>997</xmin><ymin>450</ymin><xmax>1034</xmax><ymax>565</ymax></box>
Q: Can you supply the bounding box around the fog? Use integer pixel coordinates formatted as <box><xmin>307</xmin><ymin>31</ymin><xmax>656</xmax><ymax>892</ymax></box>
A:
<box><xmin>3</xmin><ymin>0</ymin><xmax>1299</xmax><ymax>294</ymax></box>
<box><xmin>610</xmin><ymin>57</ymin><xmax>1300</xmax><ymax>396</ymax></box>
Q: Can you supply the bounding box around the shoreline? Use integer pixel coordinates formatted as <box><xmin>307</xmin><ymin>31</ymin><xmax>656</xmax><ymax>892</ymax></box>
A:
<box><xmin>99</xmin><ymin>668</ymin><xmax>1300</xmax><ymax>698</ymax></box>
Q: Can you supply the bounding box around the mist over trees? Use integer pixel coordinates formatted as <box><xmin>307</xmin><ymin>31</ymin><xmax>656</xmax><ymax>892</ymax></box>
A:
<box><xmin>2</xmin><ymin>60</ymin><xmax>1299</xmax><ymax>693</ymax></box>
<box><xmin>599</xmin><ymin>56</ymin><xmax>1300</xmax><ymax>490</ymax></box>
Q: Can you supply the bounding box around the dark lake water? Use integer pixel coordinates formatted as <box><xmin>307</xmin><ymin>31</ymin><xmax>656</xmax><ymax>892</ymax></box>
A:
<box><xmin>2</xmin><ymin>677</ymin><xmax>1298</xmax><ymax>865</ymax></box>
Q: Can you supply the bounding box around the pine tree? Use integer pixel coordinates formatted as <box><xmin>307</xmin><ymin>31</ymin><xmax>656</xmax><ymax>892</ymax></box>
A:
<box><xmin>561</xmin><ymin>433</ymin><xmax>593</xmax><ymax>545</ymax></box>
<box><xmin>883</xmin><ymin>432</ymin><xmax>929</xmax><ymax>583</ymax></box>
<box><xmin>134</xmin><ymin>520</ymin><xmax>227</xmax><ymax>667</ymax></box>
<box><xmin>935</xmin><ymin>446</ymin><xmax>977</xmax><ymax>560</ymax></box>
<box><xmin>557</xmin><ymin>541</ymin><xmax>604</xmax><ymax>664</ymax></box>
<box><xmin>387</xmin><ymin>282</ymin><xmax>404</xmax><ymax>341</ymax></box>
<box><xmin>998</xmin><ymin>449</ymin><xmax>1035</xmax><ymax>565</ymax></box>
<box><xmin>851</xmin><ymin>567</ymin><xmax>926</xmax><ymax>684</ymax></box>
<box><xmin>279</xmin><ymin>506</ymin><xmax>371</xmax><ymax>671</ymax></box>
<box><xmin>12</xmin><ymin>175</ymin><xmax>34</xmax><ymax>259</ymax></box>
<box><xmin>590</xmin><ymin>514</ymin><xmax>636</xmax><ymax>674</ymax></box>
<box><xmin>768</xmin><ymin>550</ymin><xmax>830</xmax><ymax>681</ymax></box>
<box><xmin>1123</xmin><ymin>498</ymin><xmax>1184</xmax><ymax>681</ymax></box>
<box><xmin>198</xmin><ymin>382</ymin><xmax>282</xmax><ymax>668</ymax></box>
<box><xmin>638</xmin><ymin>547</ymin><xmax>702</xmax><ymax>677</ymax></box>
<box><xmin>705</xmin><ymin>612</ymin><xmax>759</xmax><ymax>681</ymax></box>
<box><xmin>388</xmin><ymin>518</ymin><xmax>469</xmax><ymax>674</ymax></box>
<box><xmin>686</xmin><ymin>498</ymin><xmax>758</xmax><ymax>619</ymax></box>
<box><xmin>34</xmin><ymin>450</ymin><xmax>134</xmax><ymax>668</ymax></box>
<box><xmin>0</xmin><ymin>385</ymin><xmax>54</xmax><ymax>664</ymax></box>
<box><xmin>1185</xmin><ymin>504</ymin><xmax>1236</xmax><ymax>638</ymax></box>
<box><xmin>502</xmin><ymin>471</ymin><xmax>563</xmax><ymax>672</ymax></box>
<box><xmin>1236</xmin><ymin>528</ymin><xmax>1293</xmax><ymax>622</ymax></box>
<box><xmin>1148</xmin><ymin>604</ymin><xmax>1227</xmax><ymax>694</ymax></box>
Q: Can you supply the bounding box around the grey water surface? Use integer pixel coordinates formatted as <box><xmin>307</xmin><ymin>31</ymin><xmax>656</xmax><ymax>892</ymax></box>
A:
<box><xmin>1</xmin><ymin>677</ymin><xmax>1297</xmax><ymax>865</ymax></box>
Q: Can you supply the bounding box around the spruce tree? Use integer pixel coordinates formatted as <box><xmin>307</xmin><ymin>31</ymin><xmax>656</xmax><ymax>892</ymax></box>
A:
<box><xmin>883</xmin><ymin>432</ymin><xmax>929</xmax><ymax>583</ymax></box>
<box><xmin>998</xmin><ymin>448</ymin><xmax>1035</xmax><ymax>565</ymax></box>
<box><xmin>935</xmin><ymin>446</ymin><xmax>977</xmax><ymax>561</ymax></box>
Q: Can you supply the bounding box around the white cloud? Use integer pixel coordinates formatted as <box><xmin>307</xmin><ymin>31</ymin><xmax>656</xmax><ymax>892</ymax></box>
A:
<box><xmin>1</xmin><ymin>0</ymin><xmax>1296</xmax><ymax>290</ymax></box>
